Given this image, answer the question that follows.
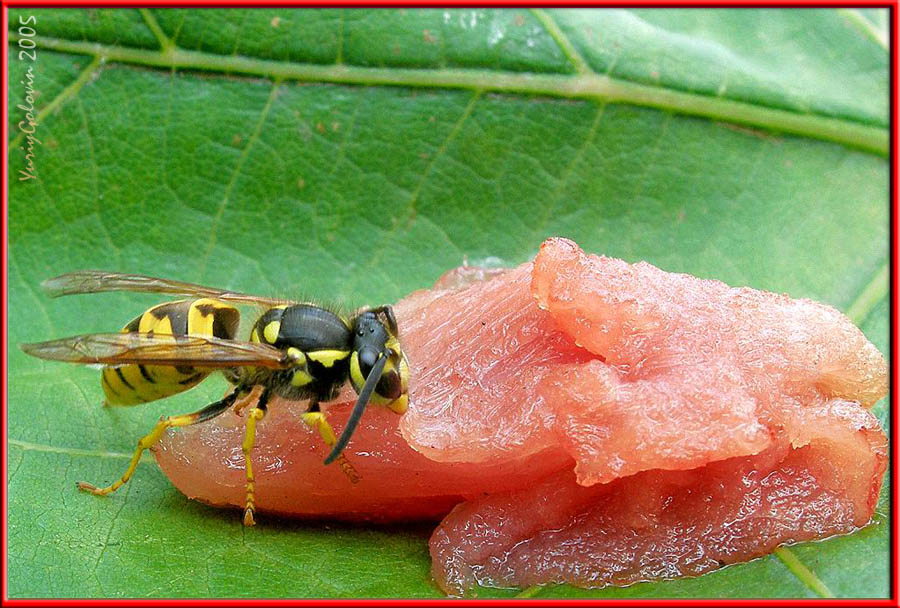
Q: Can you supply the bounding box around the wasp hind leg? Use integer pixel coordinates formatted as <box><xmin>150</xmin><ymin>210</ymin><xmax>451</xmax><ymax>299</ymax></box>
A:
<box><xmin>77</xmin><ymin>390</ymin><xmax>241</xmax><ymax>497</ymax></box>
<box><xmin>241</xmin><ymin>387</ymin><xmax>271</xmax><ymax>527</ymax></box>
<box><xmin>302</xmin><ymin>400</ymin><xmax>361</xmax><ymax>485</ymax></box>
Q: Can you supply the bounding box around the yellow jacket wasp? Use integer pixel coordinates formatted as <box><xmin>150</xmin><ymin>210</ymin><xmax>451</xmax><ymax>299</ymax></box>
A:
<box><xmin>21</xmin><ymin>270</ymin><xmax>410</xmax><ymax>526</ymax></box>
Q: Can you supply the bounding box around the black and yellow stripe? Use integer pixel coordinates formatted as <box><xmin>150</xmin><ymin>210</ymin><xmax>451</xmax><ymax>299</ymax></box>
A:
<box><xmin>101</xmin><ymin>298</ymin><xmax>239</xmax><ymax>405</ymax></box>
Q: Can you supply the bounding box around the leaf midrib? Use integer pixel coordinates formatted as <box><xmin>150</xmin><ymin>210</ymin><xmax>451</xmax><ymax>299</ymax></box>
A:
<box><xmin>6</xmin><ymin>29</ymin><xmax>888</xmax><ymax>157</ymax></box>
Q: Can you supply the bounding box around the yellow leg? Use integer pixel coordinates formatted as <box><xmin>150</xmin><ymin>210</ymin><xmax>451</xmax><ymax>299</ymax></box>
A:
<box><xmin>303</xmin><ymin>412</ymin><xmax>361</xmax><ymax>484</ymax></box>
<box><xmin>77</xmin><ymin>393</ymin><xmax>237</xmax><ymax>496</ymax></box>
<box><xmin>242</xmin><ymin>406</ymin><xmax>266</xmax><ymax>526</ymax></box>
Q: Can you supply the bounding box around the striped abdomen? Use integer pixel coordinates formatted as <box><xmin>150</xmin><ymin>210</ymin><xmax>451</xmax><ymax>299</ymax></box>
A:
<box><xmin>101</xmin><ymin>298</ymin><xmax>239</xmax><ymax>406</ymax></box>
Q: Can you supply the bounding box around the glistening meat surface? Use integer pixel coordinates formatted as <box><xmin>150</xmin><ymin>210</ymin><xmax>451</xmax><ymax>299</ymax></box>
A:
<box><xmin>154</xmin><ymin>238</ymin><xmax>887</xmax><ymax>593</ymax></box>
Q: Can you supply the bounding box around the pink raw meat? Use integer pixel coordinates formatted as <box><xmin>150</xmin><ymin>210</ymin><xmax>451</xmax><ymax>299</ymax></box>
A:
<box><xmin>154</xmin><ymin>237</ymin><xmax>887</xmax><ymax>593</ymax></box>
<box><xmin>156</xmin><ymin>399</ymin><xmax>573</xmax><ymax>522</ymax></box>
<box><xmin>432</xmin><ymin>401</ymin><xmax>885</xmax><ymax>592</ymax></box>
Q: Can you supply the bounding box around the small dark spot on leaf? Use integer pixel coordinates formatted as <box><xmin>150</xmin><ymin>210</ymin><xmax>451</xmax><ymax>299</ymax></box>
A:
<box><xmin>232</xmin><ymin>134</ymin><xmax>242</xmax><ymax>147</ymax></box>
<box><xmin>423</xmin><ymin>29</ymin><xmax>437</xmax><ymax>44</ymax></box>
<box><xmin>316</xmin><ymin>122</ymin><xmax>326</xmax><ymax>134</ymax></box>
<box><xmin>514</xmin><ymin>14</ymin><xmax>525</xmax><ymax>26</ymax></box>
<box><xmin>270</xmin><ymin>16</ymin><xmax>281</xmax><ymax>28</ymax></box>
<box><xmin>718</xmin><ymin>122</ymin><xmax>779</xmax><ymax>143</ymax></box>
<box><xmin>297</xmin><ymin>177</ymin><xmax>306</xmax><ymax>190</ymax></box>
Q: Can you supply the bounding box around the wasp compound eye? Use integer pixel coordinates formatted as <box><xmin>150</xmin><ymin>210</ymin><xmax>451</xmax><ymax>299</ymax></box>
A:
<box><xmin>376</xmin><ymin>367</ymin><xmax>402</xmax><ymax>401</ymax></box>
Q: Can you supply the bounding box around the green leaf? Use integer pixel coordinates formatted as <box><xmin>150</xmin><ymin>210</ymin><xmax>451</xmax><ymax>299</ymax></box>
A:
<box><xmin>8</xmin><ymin>7</ymin><xmax>889</xmax><ymax>599</ymax></box>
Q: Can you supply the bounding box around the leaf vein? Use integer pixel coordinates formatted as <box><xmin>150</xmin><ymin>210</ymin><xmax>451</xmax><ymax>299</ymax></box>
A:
<box><xmin>7</xmin><ymin>438</ymin><xmax>151</xmax><ymax>462</ymax></box>
<box><xmin>846</xmin><ymin>260</ymin><xmax>889</xmax><ymax>326</ymax></box>
<box><xmin>336</xmin><ymin>9</ymin><xmax>345</xmax><ymax>65</ymax></box>
<box><xmin>8</xmin><ymin>55</ymin><xmax>102</xmax><ymax>155</ymax></box>
<box><xmin>75</xmin><ymin>98</ymin><xmax>119</xmax><ymax>260</ymax></box>
<box><xmin>139</xmin><ymin>8</ymin><xmax>173</xmax><ymax>52</ymax></box>
<box><xmin>530</xmin><ymin>8</ymin><xmax>592</xmax><ymax>75</ymax></box>
<box><xmin>362</xmin><ymin>90</ymin><xmax>478</xmax><ymax>276</ymax></box>
<box><xmin>538</xmin><ymin>101</ymin><xmax>606</xmax><ymax>233</ymax></box>
<box><xmin>405</xmin><ymin>89</ymin><xmax>482</xmax><ymax>226</ymax></box>
<box><xmin>92</xmin><ymin>480</ymin><xmax>134</xmax><ymax>575</ymax></box>
<box><xmin>9</xmin><ymin>33</ymin><xmax>888</xmax><ymax>156</ymax></box>
<box><xmin>7</xmin><ymin>448</ymin><xmax>26</xmax><ymax>486</ymax></box>
<box><xmin>774</xmin><ymin>546</ymin><xmax>835</xmax><ymax>598</ymax></box>
<box><xmin>9</xmin><ymin>255</ymin><xmax>56</xmax><ymax>336</ymax></box>
<box><xmin>198</xmin><ymin>79</ymin><xmax>282</xmax><ymax>279</ymax></box>
<box><xmin>837</xmin><ymin>8</ymin><xmax>889</xmax><ymax>50</ymax></box>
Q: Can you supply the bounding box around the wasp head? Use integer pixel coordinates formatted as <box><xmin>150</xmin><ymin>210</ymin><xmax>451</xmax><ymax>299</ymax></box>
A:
<box><xmin>350</xmin><ymin>306</ymin><xmax>409</xmax><ymax>414</ymax></box>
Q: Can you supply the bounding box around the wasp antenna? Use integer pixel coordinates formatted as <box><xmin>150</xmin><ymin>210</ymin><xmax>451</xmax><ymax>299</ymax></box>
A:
<box><xmin>324</xmin><ymin>353</ymin><xmax>388</xmax><ymax>465</ymax></box>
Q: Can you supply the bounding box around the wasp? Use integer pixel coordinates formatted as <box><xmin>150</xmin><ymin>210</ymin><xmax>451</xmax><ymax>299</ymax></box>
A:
<box><xmin>21</xmin><ymin>270</ymin><xmax>409</xmax><ymax>526</ymax></box>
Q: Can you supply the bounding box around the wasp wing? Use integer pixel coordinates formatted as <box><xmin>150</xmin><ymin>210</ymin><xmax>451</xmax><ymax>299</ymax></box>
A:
<box><xmin>41</xmin><ymin>270</ymin><xmax>292</xmax><ymax>307</ymax></box>
<box><xmin>21</xmin><ymin>333</ymin><xmax>291</xmax><ymax>369</ymax></box>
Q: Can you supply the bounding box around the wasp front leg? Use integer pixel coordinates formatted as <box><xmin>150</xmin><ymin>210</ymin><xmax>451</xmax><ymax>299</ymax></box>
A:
<box><xmin>302</xmin><ymin>401</ymin><xmax>361</xmax><ymax>485</ymax></box>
